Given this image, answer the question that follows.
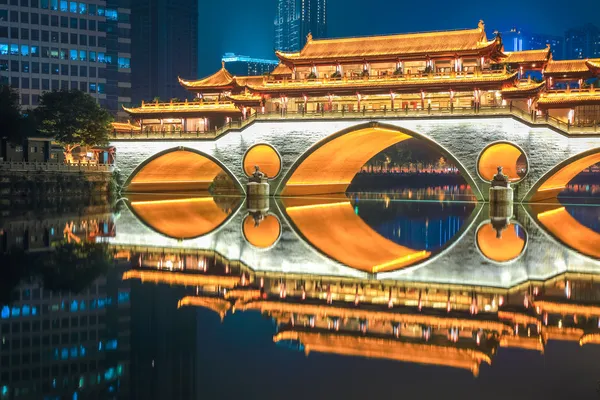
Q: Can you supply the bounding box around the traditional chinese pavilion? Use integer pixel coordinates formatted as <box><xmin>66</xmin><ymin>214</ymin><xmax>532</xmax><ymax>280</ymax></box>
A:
<box><xmin>115</xmin><ymin>21</ymin><xmax>600</xmax><ymax>133</ymax></box>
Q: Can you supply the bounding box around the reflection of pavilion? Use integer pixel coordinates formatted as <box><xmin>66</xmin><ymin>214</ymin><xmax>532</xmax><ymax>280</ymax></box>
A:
<box><xmin>120</xmin><ymin>254</ymin><xmax>600</xmax><ymax>377</ymax></box>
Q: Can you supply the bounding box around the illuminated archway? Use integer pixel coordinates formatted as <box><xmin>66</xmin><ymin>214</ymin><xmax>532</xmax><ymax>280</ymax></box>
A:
<box><xmin>531</xmin><ymin>205</ymin><xmax>600</xmax><ymax>259</ymax></box>
<box><xmin>525</xmin><ymin>148</ymin><xmax>600</xmax><ymax>202</ymax></box>
<box><xmin>125</xmin><ymin>147</ymin><xmax>243</xmax><ymax>193</ymax></box>
<box><xmin>276</xmin><ymin>122</ymin><xmax>483</xmax><ymax>200</ymax></box>
<box><xmin>280</xmin><ymin>196</ymin><xmax>431</xmax><ymax>273</ymax></box>
<box><xmin>243</xmin><ymin>144</ymin><xmax>282</xmax><ymax>178</ymax></box>
<box><xmin>126</xmin><ymin>194</ymin><xmax>242</xmax><ymax>240</ymax></box>
<box><xmin>477</xmin><ymin>142</ymin><xmax>528</xmax><ymax>183</ymax></box>
<box><xmin>475</xmin><ymin>221</ymin><xmax>527</xmax><ymax>263</ymax></box>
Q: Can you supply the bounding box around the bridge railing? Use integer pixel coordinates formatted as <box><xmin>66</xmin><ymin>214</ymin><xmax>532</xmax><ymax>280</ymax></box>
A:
<box><xmin>0</xmin><ymin>161</ymin><xmax>114</xmax><ymax>173</ymax></box>
<box><xmin>110</xmin><ymin>105</ymin><xmax>599</xmax><ymax>140</ymax></box>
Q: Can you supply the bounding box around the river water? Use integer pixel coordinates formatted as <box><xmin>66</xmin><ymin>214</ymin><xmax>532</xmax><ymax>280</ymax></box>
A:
<box><xmin>1</xmin><ymin>184</ymin><xmax>600</xmax><ymax>399</ymax></box>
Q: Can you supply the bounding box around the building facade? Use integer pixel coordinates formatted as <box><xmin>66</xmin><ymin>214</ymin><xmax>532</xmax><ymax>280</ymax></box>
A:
<box><xmin>564</xmin><ymin>23</ymin><xmax>600</xmax><ymax>59</ymax></box>
<box><xmin>0</xmin><ymin>0</ymin><xmax>132</xmax><ymax>119</ymax></box>
<box><xmin>130</xmin><ymin>0</ymin><xmax>197</xmax><ymax>104</ymax></box>
<box><xmin>501</xmin><ymin>28</ymin><xmax>563</xmax><ymax>59</ymax></box>
<box><xmin>222</xmin><ymin>53</ymin><xmax>278</xmax><ymax>76</ymax></box>
<box><xmin>274</xmin><ymin>0</ymin><xmax>326</xmax><ymax>52</ymax></box>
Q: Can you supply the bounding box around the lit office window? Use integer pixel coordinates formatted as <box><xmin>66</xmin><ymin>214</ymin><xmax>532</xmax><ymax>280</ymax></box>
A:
<box><xmin>20</xmin><ymin>44</ymin><xmax>29</xmax><ymax>56</ymax></box>
<box><xmin>59</xmin><ymin>0</ymin><xmax>67</xmax><ymax>11</ymax></box>
<box><xmin>79</xmin><ymin>49</ymin><xmax>86</xmax><ymax>61</ymax></box>
<box><xmin>69</xmin><ymin>1</ymin><xmax>77</xmax><ymax>13</ymax></box>
<box><xmin>117</xmin><ymin>57</ymin><xmax>129</xmax><ymax>68</ymax></box>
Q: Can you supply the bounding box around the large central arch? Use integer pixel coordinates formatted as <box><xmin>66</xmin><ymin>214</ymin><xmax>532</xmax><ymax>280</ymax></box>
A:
<box><xmin>124</xmin><ymin>147</ymin><xmax>244</xmax><ymax>193</ymax></box>
<box><xmin>275</xmin><ymin>122</ymin><xmax>483</xmax><ymax>200</ymax></box>
<box><xmin>525</xmin><ymin>148</ymin><xmax>600</xmax><ymax>202</ymax></box>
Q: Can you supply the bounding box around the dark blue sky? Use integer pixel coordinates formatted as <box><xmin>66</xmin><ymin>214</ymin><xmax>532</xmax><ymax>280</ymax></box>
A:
<box><xmin>198</xmin><ymin>0</ymin><xmax>598</xmax><ymax>77</ymax></box>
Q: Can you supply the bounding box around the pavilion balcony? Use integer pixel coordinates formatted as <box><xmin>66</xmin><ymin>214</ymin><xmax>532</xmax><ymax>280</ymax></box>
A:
<box><xmin>263</xmin><ymin>68</ymin><xmax>508</xmax><ymax>87</ymax></box>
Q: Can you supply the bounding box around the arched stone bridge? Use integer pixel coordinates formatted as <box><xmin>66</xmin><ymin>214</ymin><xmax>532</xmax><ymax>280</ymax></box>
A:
<box><xmin>111</xmin><ymin>116</ymin><xmax>600</xmax><ymax>201</ymax></box>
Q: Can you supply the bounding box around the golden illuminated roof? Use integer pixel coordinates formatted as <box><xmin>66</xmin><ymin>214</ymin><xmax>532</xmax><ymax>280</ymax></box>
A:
<box><xmin>586</xmin><ymin>59</ymin><xmax>600</xmax><ymax>71</ymax></box>
<box><xmin>240</xmin><ymin>300</ymin><xmax>513</xmax><ymax>333</ymax></box>
<box><xmin>247</xmin><ymin>71</ymin><xmax>518</xmax><ymax>93</ymax></box>
<box><xmin>111</xmin><ymin>121</ymin><xmax>141</xmax><ymax>132</ymax></box>
<box><xmin>502</xmin><ymin>48</ymin><xmax>550</xmax><ymax>64</ymax></box>
<box><xmin>579</xmin><ymin>331</ymin><xmax>600</xmax><ymax>346</ymax></box>
<box><xmin>535</xmin><ymin>300</ymin><xmax>600</xmax><ymax>317</ymax></box>
<box><xmin>499</xmin><ymin>335</ymin><xmax>544</xmax><ymax>353</ymax></box>
<box><xmin>543</xmin><ymin>59</ymin><xmax>600</xmax><ymax>75</ymax></box>
<box><xmin>178</xmin><ymin>296</ymin><xmax>232</xmax><ymax>320</ymax></box>
<box><xmin>122</xmin><ymin>269</ymin><xmax>241</xmax><ymax>288</ymax></box>
<box><xmin>234</xmin><ymin>75</ymin><xmax>266</xmax><ymax>86</ymax></box>
<box><xmin>271</xmin><ymin>63</ymin><xmax>293</xmax><ymax>76</ymax></box>
<box><xmin>537</xmin><ymin>90</ymin><xmax>600</xmax><ymax>107</ymax></box>
<box><xmin>178</xmin><ymin>66</ymin><xmax>235</xmax><ymax>90</ymax></box>
<box><xmin>122</xmin><ymin>101</ymin><xmax>241</xmax><ymax>115</ymax></box>
<box><xmin>226</xmin><ymin>93</ymin><xmax>263</xmax><ymax>102</ymax></box>
<box><xmin>276</xmin><ymin>22</ymin><xmax>496</xmax><ymax>63</ymax></box>
<box><xmin>501</xmin><ymin>80</ymin><xmax>546</xmax><ymax>94</ymax></box>
<box><xmin>274</xmin><ymin>329</ymin><xmax>492</xmax><ymax>376</ymax></box>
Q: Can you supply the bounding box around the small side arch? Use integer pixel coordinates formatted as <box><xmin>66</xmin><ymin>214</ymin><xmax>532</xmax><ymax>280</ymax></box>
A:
<box><xmin>524</xmin><ymin>147</ymin><xmax>600</xmax><ymax>202</ymax></box>
<box><xmin>124</xmin><ymin>146</ymin><xmax>244</xmax><ymax>194</ymax></box>
<box><xmin>274</xmin><ymin>121</ymin><xmax>484</xmax><ymax>200</ymax></box>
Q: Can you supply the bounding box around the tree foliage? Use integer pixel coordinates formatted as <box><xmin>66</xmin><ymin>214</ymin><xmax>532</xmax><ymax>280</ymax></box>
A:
<box><xmin>35</xmin><ymin>90</ymin><xmax>113</xmax><ymax>150</ymax></box>
<box><xmin>0</xmin><ymin>85</ymin><xmax>24</xmax><ymax>143</ymax></box>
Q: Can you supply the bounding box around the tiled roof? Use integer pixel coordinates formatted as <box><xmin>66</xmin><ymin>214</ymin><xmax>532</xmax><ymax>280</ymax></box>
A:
<box><xmin>271</xmin><ymin>63</ymin><xmax>293</xmax><ymax>75</ymax></box>
<box><xmin>122</xmin><ymin>101</ymin><xmax>241</xmax><ymax>115</ymax></box>
<box><xmin>276</xmin><ymin>22</ymin><xmax>494</xmax><ymax>61</ymax></box>
<box><xmin>502</xmin><ymin>48</ymin><xmax>550</xmax><ymax>64</ymax></box>
<box><xmin>178</xmin><ymin>66</ymin><xmax>234</xmax><ymax>89</ymax></box>
<box><xmin>537</xmin><ymin>91</ymin><xmax>600</xmax><ymax>106</ymax></box>
<box><xmin>501</xmin><ymin>80</ymin><xmax>546</xmax><ymax>93</ymax></box>
<box><xmin>544</xmin><ymin>59</ymin><xmax>591</xmax><ymax>74</ymax></box>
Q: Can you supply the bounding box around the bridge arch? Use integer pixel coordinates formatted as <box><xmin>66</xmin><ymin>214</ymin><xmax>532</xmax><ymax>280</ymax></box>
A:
<box><xmin>524</xmin><ymin>147</ymin><xmax>600</xmax><ymax>202</ymax></box>
<box><xmin>124</xmin><ymin>146</ymin><xmax>244</xmax><ymax>194</ymax></box>
<box><xmin>274</xmin><ymin>121</ymin><xmax>484</xmax><ymax>200</ymax></box>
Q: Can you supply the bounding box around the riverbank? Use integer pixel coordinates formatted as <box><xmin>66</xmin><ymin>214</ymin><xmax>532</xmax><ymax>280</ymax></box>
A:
<box><xmin>0</xmin><ymin>169</ymin><xmax>113</xmax><ymax>198</ymax></box>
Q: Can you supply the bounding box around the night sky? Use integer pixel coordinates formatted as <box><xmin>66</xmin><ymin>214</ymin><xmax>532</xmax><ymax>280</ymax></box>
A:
<box><xmin>197</xmin><ymin>0</ymin><xmax>598</xmax><ymax>77</ymax></box>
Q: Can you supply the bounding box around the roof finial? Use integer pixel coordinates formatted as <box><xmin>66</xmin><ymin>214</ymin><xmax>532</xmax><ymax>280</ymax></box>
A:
<box><xmin>478</xmin><ymin>20</ymin><xmax>485</xmax><ymax>31</ymax></box>
<box><xmin>306</xmin><ymin>32</ymin><xmax>313</xmax><ymax>42</ymax></box>
<box><xmin>221</xmin><ymin>60</ymin><xmax>225</xmax><ymax>69</ymax></box>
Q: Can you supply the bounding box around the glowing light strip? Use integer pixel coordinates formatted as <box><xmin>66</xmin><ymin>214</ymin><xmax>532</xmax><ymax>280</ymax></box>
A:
<box><xmin>537</xmin><ymin>185</ymin><xmax>566</xmax><ymax>192</ymax></box>
<box><xmin>130</xmin><ymin>197</ymin><xmax>215</xmax><ymax>206</ymax></box>
<box><xmin>372</xmin><ymin>250</ymin><xmax>430</xmax><ymax>273</ymax></box>
<box><xmin>122</xmin><ymin>270</ymin><xmax>240</xmax><ymax>288</ymax></box>
<box><xmin>285</xmin><ymin>201</ymin><xmax>351</xmax><ymax>212</ymax></box>
<box><xmin>537</xmin><ymin>207</ymin><xmax>566</xmax><ymax>219</ymax></box>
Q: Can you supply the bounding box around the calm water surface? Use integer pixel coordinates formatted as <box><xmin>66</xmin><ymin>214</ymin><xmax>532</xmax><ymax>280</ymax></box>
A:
<box><xmin>1</xmin><ymin>184</ymin><xmax>600</xmax><ymax>399</ymax></box>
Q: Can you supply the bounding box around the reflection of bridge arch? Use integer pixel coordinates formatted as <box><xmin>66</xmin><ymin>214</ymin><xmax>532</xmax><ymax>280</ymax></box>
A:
<box><xmin>530</xmin><ymin>205</ymin><xmax>600</xmax><ymax>260</ymax></box>
<box><xmin>124</xmin><ymin>147</ymin><xmax>244</xmax><ymax>193</ymax></box>
<box><xmin>275</xmin><ymin>122</ymin><xmax>483</xmax><ymax>200</ymax></box>
<box><xmin>475</xmin><ymin>220</ymin><xmax>528</xmax><ymax>264</ymax></box>
<box><xmin>524</xmin><ymin>147</ymin><xmax>600</xmax><ymax>202</ymax></box>
<box><xmin>279</xmin><ymin>196</ymin><xmax>431</xmax><ymax>273</ymax></box>
<box><xmin>125</xmin><ymin>195</ymin><xmax>243</xmax><ymax>240</ymax></box>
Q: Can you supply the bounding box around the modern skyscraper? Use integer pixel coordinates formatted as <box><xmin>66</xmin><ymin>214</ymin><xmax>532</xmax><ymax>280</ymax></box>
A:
<box><xmin>130</xmin><ymin>0</ymin><xmax>198</xmax><ymax>103</ymax></box>
<box><xmin>529</xmin><ymin>33</ymin><xmax>562</xmax><ymax>59</ymax></box>
<box><xmin>222</xmin><ymin>53</ymin><xmax>278</xmax><ymax>76</ymax></box>
<box><xmin>274</xmin><ymin>0</ymin><xmax>326</xmax><ymax>53</ymax></box>
<box><xmin>564</xmin><ymin>23</ymin><xmax>600</xmax><ymax>59</ymax></box>
<box><xmin>0</xmin><ymin>0</ymin><xmax>132</xmax><ymax>119</ymax></box>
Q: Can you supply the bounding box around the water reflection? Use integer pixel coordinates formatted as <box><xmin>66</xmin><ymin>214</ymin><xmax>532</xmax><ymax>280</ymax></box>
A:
<box><xmin>2</xmin><ymin>189</ymin><xmax>600</xmax><ymax>398</ymax></box>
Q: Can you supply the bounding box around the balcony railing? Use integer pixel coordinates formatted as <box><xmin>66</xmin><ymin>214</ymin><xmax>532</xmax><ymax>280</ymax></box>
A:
<box><xmin>0</xmin><ymin>161</ymin><xmax>114</xmax><ymax>173</ymax></box>
<box><xmin>110</xmin><ymin>104</ymin><xmax>600</xmax><ymax>140</ymax></box>
<box><xmin>263</xmin><ymin>69</ymin><xmax>508</xmax><ymax>87</ymax></box>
